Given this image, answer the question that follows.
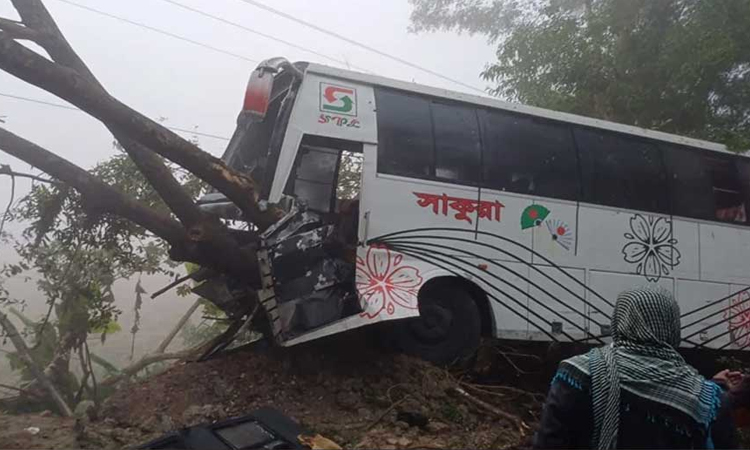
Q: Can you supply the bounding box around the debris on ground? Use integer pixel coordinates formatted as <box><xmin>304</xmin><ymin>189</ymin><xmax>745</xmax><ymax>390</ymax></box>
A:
<box><xmin>0</xmin><ymin>334</ymin><xmax>552</xmax><ymax>449</ymax></box>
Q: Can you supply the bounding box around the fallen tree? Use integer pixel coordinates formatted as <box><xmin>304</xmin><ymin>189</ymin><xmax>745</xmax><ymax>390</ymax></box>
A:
<box><xmin>0</xmin><ymin>0</ymin><xmax>275</xmax><ymax>413</ymax></box>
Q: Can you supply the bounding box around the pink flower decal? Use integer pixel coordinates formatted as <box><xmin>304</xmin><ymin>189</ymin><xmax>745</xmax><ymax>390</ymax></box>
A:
<box><xmin>725</xmin><ymin>291</ymin><xmax>750</xmax><ymax>348</ymax></box>
<box><xmin>356</xmin><ymin>245</ymin><xmax>423</xmax><ymax>318</ymax></box>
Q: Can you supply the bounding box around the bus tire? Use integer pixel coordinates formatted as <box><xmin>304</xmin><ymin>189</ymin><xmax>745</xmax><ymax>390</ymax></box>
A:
<box><xmin>394</xmin><ymin>283</ymin><xmax>481</xmax><ymax>366</ymax></box>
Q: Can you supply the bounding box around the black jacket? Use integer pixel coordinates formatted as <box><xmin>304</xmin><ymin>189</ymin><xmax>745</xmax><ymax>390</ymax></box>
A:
<box><xmin>533</xmin><ymin>376</ymin><xmax>737</xmax><ymax>449</ymax></box>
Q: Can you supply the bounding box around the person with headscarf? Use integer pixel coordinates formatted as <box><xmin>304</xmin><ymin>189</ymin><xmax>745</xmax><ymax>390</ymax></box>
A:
<box><xmin>533</xmin><ymin>287</ymin><xmax>737</xmax><ymax>449</ymax></box>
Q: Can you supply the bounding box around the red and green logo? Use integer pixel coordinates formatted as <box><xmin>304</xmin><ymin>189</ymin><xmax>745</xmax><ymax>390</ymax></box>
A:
<box><xmin>320</xmin><ymin>83</ymin><xmax>357</xmax><ymax>116</ymax></box>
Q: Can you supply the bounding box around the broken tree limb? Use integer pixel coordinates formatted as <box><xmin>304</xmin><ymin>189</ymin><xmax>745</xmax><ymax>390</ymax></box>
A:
<box><xmin>0</xmin><ymin>127</ymin><xmax>261</xmax><ymax>283</ymax></box>
<box><xmin>7</xmin><ymin>0</ymin><xmax>211</xmax><ymax>231</ymax></box>
<box><xmin>0</xmin><ymin>309</ymin><xmax>73</xmax><ymax>417</ymax></box>
<box><xmin>100</xmin><ymin>349</ymin><xmax>194</xmax><ymax>388</ymax></box>
<box><xmin>0</xmin><ymin>31</ymin><xmax>278</xmax><ymax>230</ymax></box>
<box><xmin>449</xmin><ymin>387</ymin><xmax>524</xmax><ymax>430</ymax></box>
<box><xmin>154</xmin><ymin>298</ymin><xmax>201</xmax><ymax>354</ymax></box>
<box><xmin>0</xmin><ymin>127</ymin><xmax>186</xmax><ymax>245</ymax></box>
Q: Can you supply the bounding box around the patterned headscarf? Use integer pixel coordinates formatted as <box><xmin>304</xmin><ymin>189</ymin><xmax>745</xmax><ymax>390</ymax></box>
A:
<box><xmin>559</xmin><ymin>287</ymin><xmax>723</xmax><ymax>449</ymax></box>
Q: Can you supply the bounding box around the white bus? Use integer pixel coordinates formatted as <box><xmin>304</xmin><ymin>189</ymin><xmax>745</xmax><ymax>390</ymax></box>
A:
<box><xmin>199</xmin><ymin>57</ymin><xmax>750</xmax><ymax>364</ymax></box>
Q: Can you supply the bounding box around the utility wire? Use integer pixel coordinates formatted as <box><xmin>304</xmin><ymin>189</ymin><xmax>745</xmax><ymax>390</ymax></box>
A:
<box><xmin>0</xmin><ymin>92</ymin><xmax>230</xmax><ymax>141</ymax></box>
<box><xmin>56</xmin><ymin>0</ymin><xmax>258</xmax><ymax>64</ymax></box>
<box><xmin>234</xmin><ymin>0</ymin><xmax>487</xmax><ymax>94</ymax></box>
<box><xmin>157</xmin><ymin>0</ymin><xmax>370</xmax><ymax>73</ymax></box>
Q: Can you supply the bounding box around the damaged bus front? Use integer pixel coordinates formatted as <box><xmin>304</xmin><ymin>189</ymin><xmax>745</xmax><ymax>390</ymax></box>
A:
<box><xmin>197</xmin><ymin>58</ymin><xmax>412</xmax><ymax>353</ymax></box>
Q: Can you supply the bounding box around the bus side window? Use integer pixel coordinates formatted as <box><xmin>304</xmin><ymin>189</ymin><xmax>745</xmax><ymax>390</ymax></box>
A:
<box><xmin>374</xmin><ymin>89</ymin><xmax>433</xmax><ymax>178</ymax></box>
<box><xmin>706</xmin><ymin>156</ymin><xmax>748</xmax><ymax>224</ymax></box>
<box><xmin>431</xmin><ymin>102</ymin><xmax>481</xmax><ymax>183</ymax></box>
<box><xmin>479</xmin><ymin>110</ymin><xmax>578</xmax><ymax>201</ymax></box>
<box><xmin>663</xmin><ymin>144</ymin><xmax>714</xmax><ymax>221</ymax></box>
<box><xmin>576</xmin><ymin>128</ymin><xmax>669</xmax><ymax>214</ymax></box>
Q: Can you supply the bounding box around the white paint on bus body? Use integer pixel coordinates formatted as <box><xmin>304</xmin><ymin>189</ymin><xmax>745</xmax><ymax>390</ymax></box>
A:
<box><xmin>271</xmin><ymin>63</ymin><xmax>750</xmax><ymax>351</ymax></box>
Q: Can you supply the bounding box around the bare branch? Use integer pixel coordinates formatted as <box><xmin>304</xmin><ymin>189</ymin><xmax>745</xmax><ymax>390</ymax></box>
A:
<box><xmin>154</xmin><ymin>298</ymin><xmax>201</xmax><ymax>354</ymax></box>
<box><xmin>0</xmin><ymin>309</ymin><xmax>73</xmax><ymax>417</ymax></box>
<box><xmin>0</xmin><ymin>164</ymin><xmax>54</xmax><ymax>183</ymax></box>
<box><xmin>100</xmin><ymin>349</ymin><xmax>194</xmax><ymax>387</ymax></box>
<box><xmin>0</xmin><ymin>17</ymin><xmax>41</xmax><ymax>42</ymax></box>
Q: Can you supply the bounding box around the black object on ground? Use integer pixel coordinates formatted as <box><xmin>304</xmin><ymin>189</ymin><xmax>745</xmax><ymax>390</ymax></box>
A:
<box><xmin>137</xmin><ymin>407</ymin><xmax>307</xmax><ymax>450</ymax></box>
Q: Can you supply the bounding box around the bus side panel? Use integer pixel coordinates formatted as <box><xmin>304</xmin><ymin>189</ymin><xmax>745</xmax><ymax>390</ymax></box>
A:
<box><xmin>363</xmin><ymin>175</ymin><xmax>479</xmax><ymax>251</ymax></box>
<box><xmin>478</xmin><ymin>261</ymin><xmax>530</xmax><ymax>340</ymax></box>
<box><xmin>577</xmin><ymin>205</ymin><xmax>676</xmax><ymax>284</ymax></box>
<box><xmin>678</xmin><ymin>280</ymin><xmax>731</xmax><ymax>349</ymax></box>
<box><xmin>669</xmin><ymin>218</ymin><xmax>700</xmax><ymax>281</ymax></box>
<box><xmin>528</xmin><ymin>266</ymin><xmax>588</xmax><ymax>340</ymax></box>
<box><xmin>588</xmin><ymin>271</ymin><xmax>674</xmax><ymax>326</ymax></box>
<box><xmin>699</xmin><ymin>223</ymin><xmax>750</xmax><ymax>285</ymax></box>
<box><xmin>475</xmin><ymin>190</ymin><xmax>532</xmax><ymax>264</ymax></box>
<box><xmin>528</xmin><ymin>198</ymin><xmax>579</xmax><ymax>268</ymax></box>
<box><xmin>726</xmin><ymin>284</ymin><xmax>750</xmax><ymax>350</ymax></box>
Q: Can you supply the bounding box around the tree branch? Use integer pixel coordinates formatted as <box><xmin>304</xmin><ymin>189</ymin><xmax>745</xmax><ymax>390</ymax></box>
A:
<box><xmin>0</xmin><ymin>309</ymin><xmax>73</xmax><ymax>417</ymax></box>
<box><xmin>155</xmin><ymin>298</ymin><xmax>201</xmax><ymax>354</ymax></box>
<box><xmin>100</xmin><ymin>349</ymin><xmax>194</xmax><ymax>387</ymax></box>
<box><xmin>0</xmin><ymin>127</ymin><xmax>261</xmax><ymax>283</ymax></box>
<box><xmin>0</xmin><ymin>30</ymin><xmax>278</xmax><ymax>230</ymax></box>
<box><xmin>0</xmin><ymin>17</ymin><xmax>41</xmax><ymax>42</ymax></box>
<box><xmin>0</xmin><ymin>126</ymin><xmax>187</xmax><ymax>245</ymax></box>
<box><xmin>0</xmin><ymin>164</ymin><xmax>54</xmax><ymax>183</ymax></box>
<box><xmin>9</xmin><ymin>0</ymin><xmax>206</xmax><ymax>230</ymax></box>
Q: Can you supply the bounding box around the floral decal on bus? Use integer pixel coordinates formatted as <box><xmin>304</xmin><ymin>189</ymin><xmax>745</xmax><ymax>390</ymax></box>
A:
<box><xmin>622</xmin><ymin>214</ymin><xmax>681</xmax><ymax>282</ymax></box>
<box><xmin>725</xmin><ymin>291</ymin><xmax>750</xmax><ymax>348</ymax></box>
<box><xmin>356</xmin><ymin>245</ymin><xmax>423</xmax><ymax>318</ymax></box>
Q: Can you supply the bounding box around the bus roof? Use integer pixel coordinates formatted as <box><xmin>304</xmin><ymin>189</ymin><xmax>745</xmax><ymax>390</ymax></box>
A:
<box><xmin>303</xmin><ymin>62</ymin><xmax>742</xmax><ymax>157</ymax></box>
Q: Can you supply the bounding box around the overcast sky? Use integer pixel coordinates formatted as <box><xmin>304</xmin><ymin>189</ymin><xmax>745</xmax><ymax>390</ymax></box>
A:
<box><xmin>0</xmin><ymin>0</ymin><xmax>494</xmax><ymax>166</ymax></box>
<box><xmin>0</xmin><ymin>0</ymin><xmax>496</xmax><ymax>366</ymax></box>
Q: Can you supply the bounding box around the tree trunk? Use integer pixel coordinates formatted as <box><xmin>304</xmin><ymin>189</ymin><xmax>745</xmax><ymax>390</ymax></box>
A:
<box><xmin>0</xmin><ymin>33</ymin><xmax>279</xmax><ymax>230</ymax></box>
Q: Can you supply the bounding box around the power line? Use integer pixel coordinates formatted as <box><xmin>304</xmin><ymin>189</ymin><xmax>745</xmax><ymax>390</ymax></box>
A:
<box><xmin>56</xmin><ymin>0</ymin><xmax>258</xmax><ymax>64</ymax></box>
<box><xmin>157</xmin><ymin>0</ymin><xmax>370</xmax><ymax>73</ymax></box>
<box><xmin>234</xmin><ymin>0</ymin><xmax>487</xmax><ymax>94</ymax></box>
<box><xmin>0</xmin><ymin>92</ymin><xmax>230</xmax><ymax>141</ymax></box>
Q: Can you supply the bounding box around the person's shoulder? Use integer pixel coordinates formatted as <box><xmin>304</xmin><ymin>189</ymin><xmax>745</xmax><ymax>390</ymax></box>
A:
<box><xmin>553</xmin><ymin>357</ymin><xmax>591</xmax><ymax>392</ymax></box>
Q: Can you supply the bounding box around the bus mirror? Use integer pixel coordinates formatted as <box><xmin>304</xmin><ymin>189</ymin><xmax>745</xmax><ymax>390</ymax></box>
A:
<box><xmin>243</xmin><ymin>69</ymin><xmax>274</xmax><ymax>118</ymax></box>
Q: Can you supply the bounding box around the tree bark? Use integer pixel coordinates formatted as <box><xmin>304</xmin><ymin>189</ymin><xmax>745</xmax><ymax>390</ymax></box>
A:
<box><xmin>0</xmin><ymin>127</ymin><xmax>261</xmax><ymax>283</ymax></box>
<box><xmin>5</xmin><ymin>0</ymin><xmax>207</xmax><ymax>231</ymax></box>
<box><xmin>0</xmin><ymin>127</ymin><xmax>187</xmax><ymax>245</ymax></box>
<box><xmin>0</xmin><ymin>33</ymin><xmax>278</xmax><ymax>230</ymax></box>
<box><xmin>0</xmin><ymin>310</ymin><xmax>73</xmax><ymax>417</ymax></box>
<box><xmin>0</xmin><ymin>17</ymin><xmax>40</xmax><ymax>42</ymax></box>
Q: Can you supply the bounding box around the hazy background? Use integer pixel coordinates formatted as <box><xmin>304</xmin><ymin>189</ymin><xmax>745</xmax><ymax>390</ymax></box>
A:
<box><xmin>0</xmin><ymin>0</ymin><xmax>495</xmax><ymax>381</ymax></box>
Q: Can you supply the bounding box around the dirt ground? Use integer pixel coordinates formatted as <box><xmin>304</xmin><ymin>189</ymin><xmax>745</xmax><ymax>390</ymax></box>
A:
<box><xmin>1</xmin><ymin>331</ymin><xmax>549</xmax><ymax>449</ymax></box>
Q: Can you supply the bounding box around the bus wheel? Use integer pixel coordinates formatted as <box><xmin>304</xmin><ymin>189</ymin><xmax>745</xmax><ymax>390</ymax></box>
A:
<box><xmin>394</xmin><ymin>283</ymin><xmax>481</xmax><ymax>366</ymax></box>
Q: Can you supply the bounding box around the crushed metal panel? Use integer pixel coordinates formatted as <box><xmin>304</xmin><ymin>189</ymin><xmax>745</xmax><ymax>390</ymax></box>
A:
<box><xmin>258</xmin><ymin>209</ymin><xmax>360</xmax><ymax>343</ymax></box>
